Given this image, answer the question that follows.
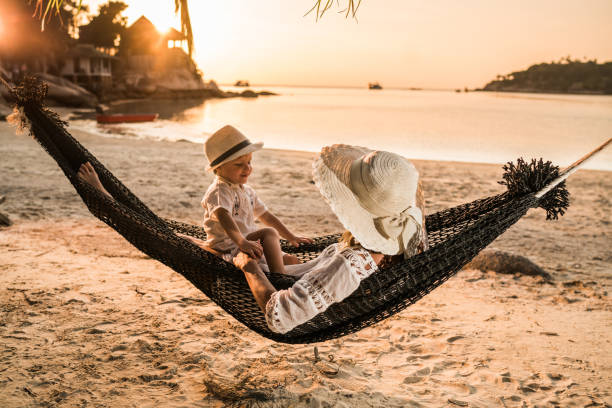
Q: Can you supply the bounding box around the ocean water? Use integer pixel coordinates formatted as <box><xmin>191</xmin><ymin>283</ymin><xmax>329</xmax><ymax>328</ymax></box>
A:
<box><xmin>68</xmin><ymin>86</ymin><xmax>612</xmax><ymax>170</ymax></box>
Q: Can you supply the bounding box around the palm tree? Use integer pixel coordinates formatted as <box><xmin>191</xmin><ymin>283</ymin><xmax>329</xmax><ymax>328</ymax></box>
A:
<box><xmin>33</xmin><ymin>0</ymin><xmax>362</xmax><ymax>57</ymax></box>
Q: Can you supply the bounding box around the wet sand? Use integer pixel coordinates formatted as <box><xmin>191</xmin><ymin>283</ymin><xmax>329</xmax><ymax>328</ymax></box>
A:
<box><xmin>0</xmin><ymin>121</ymin><xmax>610</xmax><ymax>407</ymax></box>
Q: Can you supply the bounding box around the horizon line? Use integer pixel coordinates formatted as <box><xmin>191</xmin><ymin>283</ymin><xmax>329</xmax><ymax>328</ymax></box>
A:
<box><xmin>217</xmin><ymin>83</ymin><xmax>462</xmax><ymax>92</ymax></box>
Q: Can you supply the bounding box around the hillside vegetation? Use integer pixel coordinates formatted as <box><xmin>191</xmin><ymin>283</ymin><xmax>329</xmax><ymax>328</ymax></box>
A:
<box><xmin>481</xmin><ymin>58</ymin><xmax>612</xmax><ymax>94</ymax></box>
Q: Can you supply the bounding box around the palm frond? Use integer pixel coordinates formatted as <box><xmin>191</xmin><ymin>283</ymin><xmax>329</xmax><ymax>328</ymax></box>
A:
<box><xmin>305</xmin><ymin>0</ymin><xmax>362</xmax><ymax>20</ymax></box>
<box><xmin>33</xmin><ymin>0</ymin><xmax>82</xmax><ymax>30</ymax></box>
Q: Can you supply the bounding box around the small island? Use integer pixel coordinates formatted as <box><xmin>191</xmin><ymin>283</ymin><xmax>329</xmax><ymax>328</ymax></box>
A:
<box><xmin>480</xmin><ymin>58</ymin><xmax>612</xmax><ymax>95</ymax></box>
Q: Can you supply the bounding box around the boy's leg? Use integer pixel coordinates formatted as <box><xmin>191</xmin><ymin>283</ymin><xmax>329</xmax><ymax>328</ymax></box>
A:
<box><xmin>246</xmin><ymin>228</ymin><xmax>285</xmax><ymax>274</ymax></box>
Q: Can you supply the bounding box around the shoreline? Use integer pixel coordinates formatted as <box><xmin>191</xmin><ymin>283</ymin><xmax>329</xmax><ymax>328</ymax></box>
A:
<box><xmin>475</xmin><ymin>88</ymin><xmax>611</xmax><ymax>96</ymax></box>
<box><xmin>0</xmin><ymin>121</ymin><xmax>610</xmax><ymax>406</ymax></box>
<box><xmin>54</xmin><ymin>114</ymin><xmax>612</xmax><ymax>173</ymax></box>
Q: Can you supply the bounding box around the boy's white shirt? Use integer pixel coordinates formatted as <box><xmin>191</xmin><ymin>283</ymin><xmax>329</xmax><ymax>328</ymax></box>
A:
<box><xmin>201</xmin><ymin>176</ymin><xmax>268</xmax><ymax>252</ymax></box>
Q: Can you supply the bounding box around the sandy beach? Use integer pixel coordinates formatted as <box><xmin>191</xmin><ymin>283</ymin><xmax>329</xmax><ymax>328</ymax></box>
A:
<box><xmin>0</xmin><ymin>120</ymin><xmax>610</xmax><ymax>407</ymax></box>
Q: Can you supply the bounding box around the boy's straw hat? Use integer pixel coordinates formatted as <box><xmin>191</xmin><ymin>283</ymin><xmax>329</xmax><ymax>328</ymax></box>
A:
<box><xmin>205</xmin><ymin>125</ymin><xmax>263</xmax><ymax>171</ymax></box>
<box><xmin>313</xmin><ymin>144</ymin><xmax>424</xmax><ymax>256</ymax></box>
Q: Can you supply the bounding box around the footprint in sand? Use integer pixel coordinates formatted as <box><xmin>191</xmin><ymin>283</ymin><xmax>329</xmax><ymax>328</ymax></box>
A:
<box><xmin>403</xmin><ymin>367</ymin><xmax>433</xmax><ymax>384</ymax></box>
<box><xmin>403</xmin><ymin>376</ymin><xmax>423</xmax><ymax>384</ymax></box>
<box><xmin>498</xmin><ymin>371</ymin><xmax>516</xmax><ymax>384</ymax></box>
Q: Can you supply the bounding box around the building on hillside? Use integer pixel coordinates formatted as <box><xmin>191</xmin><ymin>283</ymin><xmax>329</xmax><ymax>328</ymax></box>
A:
<box><xmin>60</xmin><ymin>44</ymin><xmax>116</xmax><ymax>93</ymax></box>
<box><xmin>121</xmin><ymin>16</ymin><xmax>198</xmax><ymax>75</ymax></box>
<box><xmin>165</xmin><ymin>28</ymin><xmax>187</xmax><ymax>49</ymax></box>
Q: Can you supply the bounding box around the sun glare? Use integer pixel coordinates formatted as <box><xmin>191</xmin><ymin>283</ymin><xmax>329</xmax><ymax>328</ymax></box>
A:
<box><xmin>124</xmin><ymin>1</ymin><xmax>180</xmax><ymax>34</ymax></box>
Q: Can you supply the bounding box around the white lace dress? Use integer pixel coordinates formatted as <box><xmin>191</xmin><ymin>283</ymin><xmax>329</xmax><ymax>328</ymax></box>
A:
<box><xmin>265</xmin><ymin>243</ymin><xmax>379</xmax><ymax>334</ymax></box>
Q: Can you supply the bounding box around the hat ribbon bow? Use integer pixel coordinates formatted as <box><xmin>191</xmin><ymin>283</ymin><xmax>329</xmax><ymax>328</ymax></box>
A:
<box><xmin>373</xmin><ymin>207</ymin><xmax>422</xmax><ymax>240</ymax></box>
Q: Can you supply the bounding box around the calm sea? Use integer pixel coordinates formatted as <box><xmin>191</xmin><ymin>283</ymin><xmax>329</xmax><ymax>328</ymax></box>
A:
<box><xmin>69</xmin><ymin>86</ymin><xmax>612</xmax><ymax>171</ymax></box>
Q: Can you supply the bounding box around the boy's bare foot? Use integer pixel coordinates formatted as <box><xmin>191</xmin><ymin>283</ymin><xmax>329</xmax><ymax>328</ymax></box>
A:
<box><xmin>77</xmin><ymin>162</ymin><xmax>112</xmax><ymax>198</ymax></box>
<box><xmin>287</xmin><ymin>235</ymin><xmax>314</xmax><ymax>247</ymax></box>
<box><xmin>283</xmin><ymin>253</ymin><xmax>300</xmax><ymax>265</ymax></box>
<box><xmin>233</xmin><ymin>251</ymin><xmax>259</xmax><ymax>272</ymax></box>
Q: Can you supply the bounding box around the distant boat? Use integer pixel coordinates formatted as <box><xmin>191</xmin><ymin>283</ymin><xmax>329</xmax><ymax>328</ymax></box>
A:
<box><xmin>368</xmin><ymin>82</ymin><xmax>383</xmax><ymax>90</ymax></box>
<box><xmin>234</xmin><ymin>80</ymin><xmax>250</xmax><ymax>87</ymax></box>
<box><xmin>96</xmin><ymin>113</ymin><xmax>159</xmax><ymax>124</ymax></box>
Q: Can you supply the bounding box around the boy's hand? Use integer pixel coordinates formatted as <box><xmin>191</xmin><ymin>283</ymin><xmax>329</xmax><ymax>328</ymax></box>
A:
<box><xmin>287</xmin><ymin>235</ymin><xmax>314</xmax><ymax>247</ymax></box>
<box><xmin>233</xmin><ymin>251</ymin><xmax>258</xmax><ymax>272</ymax></box>
<box><xmin>238</xmin><ymin>239</ymin><xmax>263</xmax><ymax>259</ymax></box>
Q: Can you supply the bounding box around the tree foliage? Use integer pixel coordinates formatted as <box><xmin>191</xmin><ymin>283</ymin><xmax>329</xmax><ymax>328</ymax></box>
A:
<box><xmin>78</xmin><ymin>1</ymin><xmax>128</xmax><ymax>48</ymax></box>
<box><xmin>32</xmin><ymin>0</ymin><xmax>362</xmax><ymax>57</ymax></box>
<box><xmin>0</xmin><ymin>0</ymin><xmax>84</xmax><ymax>69</ymax></box>
<box><xmin>483</xmin><ymin>58</ymin><xmax>612</xmax><ymax>94</ymax></box>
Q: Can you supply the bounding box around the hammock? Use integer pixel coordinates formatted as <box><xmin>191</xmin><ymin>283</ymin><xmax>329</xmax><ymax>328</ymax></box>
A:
<box><xmin>6</xmin><ymin>78</ymin><xmax>607</xmax><ymax>344</ymax></box>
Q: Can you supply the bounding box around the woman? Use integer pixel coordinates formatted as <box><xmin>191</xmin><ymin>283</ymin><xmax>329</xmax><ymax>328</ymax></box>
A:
<box><xmin>234</xmin><ymin>144</ymin><xmax>427</xmax><ymax>334</ymax></box>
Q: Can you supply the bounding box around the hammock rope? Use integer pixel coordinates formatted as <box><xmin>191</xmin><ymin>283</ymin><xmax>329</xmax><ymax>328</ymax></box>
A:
<box><xmin>8</xmin><ymin>77</ymin><xmax>605</xmax><ymax>344</ymax></box>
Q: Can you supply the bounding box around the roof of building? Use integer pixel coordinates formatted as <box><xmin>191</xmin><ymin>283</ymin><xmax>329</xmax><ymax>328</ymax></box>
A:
<box><xmin>67</xmin><ymin>44</ymin><xmax>116</xmax><ymax>59</ymax></box>
<box><xmin>127</xmin><ymin>16</ymin><xmax>159</xmax><ymax>34</ymax></box>
<box><xmin>164</xmin><ymin>28</ymin><xmax>186</xmax><ymax>41</ymax></box>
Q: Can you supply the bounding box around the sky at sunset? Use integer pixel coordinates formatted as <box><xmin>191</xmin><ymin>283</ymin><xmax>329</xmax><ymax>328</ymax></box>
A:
<box><xmin>88</xmin><ymin>0</ymin><xmax>612</xmax><ymax>89</ymax></box>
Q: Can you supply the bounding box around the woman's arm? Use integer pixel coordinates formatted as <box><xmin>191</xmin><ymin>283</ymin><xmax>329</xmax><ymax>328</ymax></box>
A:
<box><xmin>233</xmin><ymin>252</ymin><xmax>276</xmax><ymax>312</ymax></box>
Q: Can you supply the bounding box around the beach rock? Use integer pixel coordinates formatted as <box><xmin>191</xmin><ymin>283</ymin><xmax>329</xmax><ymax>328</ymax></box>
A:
<box><xmin>155</xmin><ymin>68</ymin><xmax>205</xmax><ymax>91</ymax></box>
<box><xmin>35</xmin><ymin>73</ymin><xmax>98</xmax><ymax>108</ymax></box>
<box><xmin>222</xmin><ymin>89</ymin><xmax>277</xmax><ymax>99</ymax></box>
<box><xmin>465</xmin><ymin>249</ymin><xmax>551</xmax><ymax>279</ymax></box>
<box><xmin>0</xmin><ymin>211</ymin><xmax>12</xmax><ymax>227</ymax></box>
<box><xmin>138</xmin><ymin>79</ymin><xmax>158</xmax><ymax>94</ymax></box>
<box><xmin>206</xmin><ymin>80</ymin><xmax>220</xmax><ymax>91</ymax></box>
<box><xmin>240</xmin><ymin>90</ymin><xmax>258</xmax><ymax>98</ymax></box>
<box><xmin>121</xmin><ymin>71</ymin><xmax>227</xmax><ymax>99</ymax></box>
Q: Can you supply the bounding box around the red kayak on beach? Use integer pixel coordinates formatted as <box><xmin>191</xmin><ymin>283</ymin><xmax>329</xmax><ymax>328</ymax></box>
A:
<box><xmin>96</xmin><ymin>113</ymin><xmax>159</xmax><ymax>124</ymax></box>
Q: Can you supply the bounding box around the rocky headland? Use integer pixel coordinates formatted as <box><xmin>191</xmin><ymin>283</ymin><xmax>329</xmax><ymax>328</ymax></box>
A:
<box><xmin>479</xmin><ymin>59</ymin><xmax>612</xmax><ymax>95</ymax></box>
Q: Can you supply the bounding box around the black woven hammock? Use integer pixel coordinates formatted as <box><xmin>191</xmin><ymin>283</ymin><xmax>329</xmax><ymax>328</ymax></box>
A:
<box><xmin>9</xmin><ymin>78</ymin><xmax>585</xmax><ymax>344</ymax></box>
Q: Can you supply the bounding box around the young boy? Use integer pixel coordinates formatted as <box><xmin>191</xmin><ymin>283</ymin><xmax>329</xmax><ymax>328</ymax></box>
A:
<box><xmin>202</xmin><ymin>125</ymin><xmax>312</xmax><ymax>272</ymax></box>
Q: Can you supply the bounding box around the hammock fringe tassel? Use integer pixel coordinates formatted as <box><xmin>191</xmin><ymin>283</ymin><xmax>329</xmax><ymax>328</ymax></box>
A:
<box><xmin>499</xmin><ymin>158</ymin><xmax>569</xmax><ymax>220</ymax></box>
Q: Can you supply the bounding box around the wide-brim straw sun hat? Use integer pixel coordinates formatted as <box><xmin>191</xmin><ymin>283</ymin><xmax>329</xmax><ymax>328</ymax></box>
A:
<box><xmin>313</xmin><ymin>144</ymin><xmax>424</xmax><ymax>256</ymax></box>
<box><xmin>205</xmin><ymin>125</ymin><xmax>263</xmax><ymax>171</ymax></box>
